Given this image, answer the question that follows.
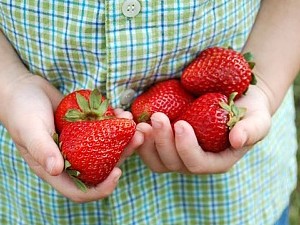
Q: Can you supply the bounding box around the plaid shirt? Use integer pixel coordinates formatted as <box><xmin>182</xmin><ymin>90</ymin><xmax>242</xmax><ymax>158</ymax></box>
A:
<box><xmin>0</xmin><ymin>1</ymin><xmax>297</xmax><ymax>224</ymax></box>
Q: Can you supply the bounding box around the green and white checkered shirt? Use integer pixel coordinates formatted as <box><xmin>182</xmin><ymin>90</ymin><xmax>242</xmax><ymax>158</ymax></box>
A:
<box><xmin>0</xmin><ymin>0</ymin><xmax>297</xmax><ymax>224</ymax></box>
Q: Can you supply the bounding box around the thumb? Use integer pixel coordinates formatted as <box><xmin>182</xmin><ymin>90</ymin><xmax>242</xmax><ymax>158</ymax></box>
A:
<box><xmin>20</xmin><ymin>123</ymin><xmax>64</xmax><ymax>176</ymax></box>
<box><xmin>229</xmin><ymin>109</ymin><xmax>272</xmax><ymax>149</ymax></box>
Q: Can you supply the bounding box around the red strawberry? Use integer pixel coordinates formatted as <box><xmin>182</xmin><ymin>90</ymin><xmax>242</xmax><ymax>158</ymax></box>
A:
<box><xmin>55</xmin><ymin>89</ymin><xmax>115</xmax><ymax>133</ymax></box>
<box><xmin>131</xmin><ymin>79</ymin><xmax>195</xmax><ymax>123</ymax></box>
<box><xmin>181</xmin><ymin>47</ymin><xmax>256</xmax><ymax>98</ymax></box>
<box><xmin>54</xmin><ymin>88</ymin><xmax>135</xmax><ymax>191</ymax></box>
<box><xmin>175</xmin><ymin>92</ymin><xmax>246</xmax><ymax>152</ymax></box>
<box><xmin>59</xmin><ymin>118</ymin><xmax>136</xmax><ymax>189</ymax></box>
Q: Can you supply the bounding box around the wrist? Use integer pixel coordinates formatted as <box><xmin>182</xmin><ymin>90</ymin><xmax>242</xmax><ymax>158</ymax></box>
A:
<box><xmin>1</xmin><ymin>71</ymin><xmax>35</xmax><ymax>98</ymax></box>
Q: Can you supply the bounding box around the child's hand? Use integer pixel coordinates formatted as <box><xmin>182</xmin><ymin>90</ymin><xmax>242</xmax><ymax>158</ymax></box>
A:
<box><xmin>0</xmin><ymin>75</ymin><xmax>143</xmax><ymax>202</ymax></box>
<box><xmin>136</xmin><ymin>84</ymin><xmax>272</xmax><ymax>174</ymax></box>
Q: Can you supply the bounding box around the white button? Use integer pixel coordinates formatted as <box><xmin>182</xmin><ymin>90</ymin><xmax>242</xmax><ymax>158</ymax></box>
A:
<box><xmin>120</xmin><ymin>89</ymin><xmax>136</xmax><ymax>105</ymax></box>
<box><xmin>122</xmin><ymin>0</ymin><xmax>141</xmax><ymax>18</ymax></box>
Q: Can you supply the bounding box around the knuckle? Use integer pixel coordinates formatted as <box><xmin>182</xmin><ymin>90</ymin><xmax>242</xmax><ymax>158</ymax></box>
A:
<box><xmin>151</xmin><ymin>166</ymin><xmax>169</xmax><ymax>174</ymax></box>
<box><xmin>187</xmin><ymin>164</ymin><xmax>202</xmax><ymax>174</ymax></box>
<box><xmin>99</xmin><ymin>189</ymin><xmax>114</xmax><ymax>198</ymax></box>
<box><xmin>165</xmin><ymin>163</ymin><xmax>181</xmax><ymax>172</ymax></box>
<box><xmin>223</xmin><ymin>164</ymin><xmax>233</xmax><ymax>173</ymax></box>
<box><xmin>217</xmin><ymin>165</ymin><xmax>232</xmax><ymax>174</ymax></box>
<box><xmin>69</xmin><ymin>196</ymin><xmax>86</xmax><ymax>204</ymax></box>
<box><xmin>26</xmin><ymin>138</ymin><xmax>46</xmax><ymax>163</ymax></box>
<box><xmin>154</xmin><ymin>140</ymin><xmax>169</xmax><ymax>149</ymax></box>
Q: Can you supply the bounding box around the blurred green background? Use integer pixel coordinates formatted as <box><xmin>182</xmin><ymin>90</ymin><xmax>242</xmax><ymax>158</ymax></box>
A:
<box><xmin>290</xmin><ymin>74</ymin><xmax>300</xmax><ymax>225</ymax></box>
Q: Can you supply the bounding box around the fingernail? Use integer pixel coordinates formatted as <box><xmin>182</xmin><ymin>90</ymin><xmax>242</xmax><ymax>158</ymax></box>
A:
<box><xmin>151</xmin><ymin>118</ymin><xmax>162</xmax><ymax>129</ymax></box>
<box><xmin>114</xmin><ymin>171</ymin><xmax>122</xmax><ymax>183</ymax></box>
<box><xmin>174</xmin><ymin>123</ymin><xmax>184</xmax><ymax>135</ymax></box>
<box><xmin>135</xmin><ymin>130</ymin><xmax>145</xmax><ymax>145</ymax></box>
<box><xmin>46</xmin><ymin>157</ymin><xmax>55</xmax><ymax>174</ymax></box>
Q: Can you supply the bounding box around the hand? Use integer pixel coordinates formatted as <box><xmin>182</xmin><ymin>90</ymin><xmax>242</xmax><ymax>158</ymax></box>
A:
<box><xmin>0</xmin><ymin>75</ymin><xmax>143</xmax><ymax>202</ymax></box>
<box><xmin>136</xmin><ymin>84</ymin><xmax>272</xmax><ymax>174</ymax></box>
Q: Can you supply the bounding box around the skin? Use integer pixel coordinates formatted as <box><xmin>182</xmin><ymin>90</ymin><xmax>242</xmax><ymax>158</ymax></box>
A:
<box><xmin>0</xmin><ymin>34</ymin><xmax>144</xmax><ymax>203</ymax></box>
<box><xmin>136</xmin><ymin>0</ymin><xmax>300</xmax><ymax>174</ymax></box>
<box><xmin>0</xmin><ymin>0</ymin><xmax>299</xmax><ymax>202</ymax></box>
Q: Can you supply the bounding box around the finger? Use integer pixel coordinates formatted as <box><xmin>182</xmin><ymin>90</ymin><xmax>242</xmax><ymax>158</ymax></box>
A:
<box><xmin>174</xmin><ymin>120</ymin><xmax>248</xmax><ymax>174</ymax></box>
<box><xmin>17</xmin><ymin>118</ymin><xmax>64</xmax><ymax>176</ymax></box>
<box><xmin>114</xmin><ymin>108</ymin><xmax>133</xmax><ymax>119</ymax></box>
<box><xmin>27</xmin><ymin>131</ymin><xmax>64</xmax><ymax>176</ymax></box>
<box><xmin>151</xmin><ymin>113</ymin><xmax>185</xmax><ymax>171</ymax></box>
<box><xmin>117</xmin><ymin>129</ymin><xmax>144</xmax><ymax>166</ymax></box>
<box><xmin>21</xmin><ymin>139</ymin><xmax>123</xmax><ymax>203</ymax></box>
<box><xmin>173</xmin><ymin>120</ymin><xmax>204</xmax><ymax>172</ymax></box>
<box><xmin>229</xmin><ymin>109</ymin><xmax>271</xmax><ymax>149</ymax></box>
<box><xmin>41</xmin><ymin>166</ymin><xmax>122</xmax><ymax>203</ymax></box>
<box><xmin>43</xmin><ymin>80</ymin><xmax>64</xmax><ymax>110</ymax></box>
<box><xmin>135</xmin><ymin>122</ymin><xmax>168</xmax><ymax>173</ymax></box>
<box><xmin>114</xmin><ymin>108</ymin><xmax>124</xmax><ymax>115</ymax></box>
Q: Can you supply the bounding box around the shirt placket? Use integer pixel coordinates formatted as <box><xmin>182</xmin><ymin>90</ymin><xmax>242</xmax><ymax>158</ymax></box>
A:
<box><xmin>104</xmin><ymin>0</ymin><xmax>159</xmax><ymax>109</ymax></box>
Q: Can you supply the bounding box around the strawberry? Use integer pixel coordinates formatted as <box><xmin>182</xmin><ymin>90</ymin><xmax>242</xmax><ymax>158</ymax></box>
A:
<box><xmin>181</xmin><ymin>47</ymin><xmax>256</xmax><ymax>98</ymax></box>
<box><xmin>55</xmin><ymin>89</ymin><xmax>115</xmax><ymax>133</ymax></box>
<box><xmin>175</xmin><ymin>92</ymin><xmax>246</xmax><ymax>152</ymax></box>
<box><xmin>54</xmin><ymin>88</ymin><xmax>136</xmax><ymax>191</ymax></box>
<box><xmin>131</xmin><ymin>79</ymin><xmax>195</xmax><ymax>123</ymax></box>
<box><xmin>59</xmin><ymin>118</ymin><xmax>136</xmax><ymax>189</ymax></box>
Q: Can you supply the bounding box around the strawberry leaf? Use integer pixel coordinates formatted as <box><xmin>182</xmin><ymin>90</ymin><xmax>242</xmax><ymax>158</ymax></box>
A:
<box><xmin>76</xmin><ymin>93</ymin><xmax>91</xmax><ymax>113</ymax></box>
<box><xmin>251</xmin><ymin>73</ymin><xmax>257</xmax><ymax>85</ymax></box>
<box><xmin>65</xmin><ymin>109</ymin><xmax>84</xmax><ymax>121</ymax></box>
<box><xmin>70</xmin><ymin>176</ymin><xmax>88</xmax><ymax>193</ymax></box>
<box><xmin>219</xmin><ymin>102</ymin><xmax>231</xmax><ymax>112</ymax></box>
<box><xmin>221</xmin><ymin>92</ymin><xmax>247</xmax><ymax>130</ymax></box>
<box><xmin>52</xmin><ymin>133</ymin><xmax>59</xmax><ymax>145</ymax></box>
<box><xmin>138</xmin><ymin>112</ymin><xmax>151</xmax><ymax>123</ymax></box>
<box><xmin>238</xmin><ymin>107</ymin><xmax>247</xmax><ymax>117</ymax></box>
<box><xmin>64</xmin><ymin>160</ymin><xmax>71</xmax><ymax>170</ymax></box>
<box><xmin>243</xmin><ymin>52</ymin><xmax>254</xmax><ymax>62</ymax></box>
<box><xmin>94</xmin><ymin>99</ymin><xmax>110</xmax><ymax>116</ymax></box>
<box><xmin>228</xmin><ymin>92</ymin><xmax>238</xmax><ymax>104</ymax></box>
<box><xmin>227</xmin><ymin>117</ymin><xmax>239</xmax><ymax>129</ymax></box>
<box><xmin>89</xmin><ymin>89</ymin><xmax>102</xmax><ymax>110</ymax></box>
<box><xmin>67</xmin><ymin>169</ymin><xmax>80</xmax><ymax>177</ymax></box>
<box><xmin>64</xmin><ymin>160</ymin><xmax>88</xmax><ymax>192</ymax></box>
<box><xmin>231</xmin><ymin>104</ymin><xmax>240</xmax><ymax>117</ymax></box>
<box><xmin>248</xmin><ymin>61</ymin><xmax>256</xmax><ymax>69</ymax></box>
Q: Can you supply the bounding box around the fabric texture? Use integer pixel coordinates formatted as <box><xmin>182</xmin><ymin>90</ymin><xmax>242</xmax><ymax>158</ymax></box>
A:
<box><xmin>274</xmin><ymin>207</ymin><xmax>290</xmax><ymax>225</ymax></box>
<box><xmin>0</xmin><ymin>0</ymin><xmax>298</xmax><ymax>224</ymax></box>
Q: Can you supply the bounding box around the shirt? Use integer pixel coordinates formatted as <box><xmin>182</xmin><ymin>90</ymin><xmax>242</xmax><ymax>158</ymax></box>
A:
<box><xmin>0</xmin><ymin>0</ymin><xmax>298</xmax><ymax>224</ymax></box>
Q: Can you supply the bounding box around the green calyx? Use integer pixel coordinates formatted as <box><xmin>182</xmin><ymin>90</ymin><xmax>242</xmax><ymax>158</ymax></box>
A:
<box><xmin>52</xmin><ymin>133</ymin><xmax>59</xmax><ymax>145</ymax></box>
<box><xmin>219</xmin><ymin>92</ymin><xmax>247</xmax><ymax>130</ymax></box>
<box><xmin>65</xmin><ymin>160</ymin><xmax>88</xmax><ymax>192</ymax></box>
<box><xmin>52</xmin><ymin>133</ymin><xmax>88</xmax><ymax>192</ymax></box>
<box><xmin>65</xmin><ymin>89</ymin><xmax>112</xmax><ymax>122</ymax></box>
<box><xmin>138</xmin><ymin>112</ymin><xmax>151</xmax><ymax>123</ymax></box>
<box><xmin>243</xmin><ymin>52</ymin><xmax>257</xmax><ymax>86</ymax></box>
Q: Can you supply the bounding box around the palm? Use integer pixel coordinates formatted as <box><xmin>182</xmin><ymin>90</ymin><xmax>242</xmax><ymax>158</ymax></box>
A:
<box><xmin>136</xmin><ymin>84</ymin><xmax>272</xmax><ymax>174</ymax></box>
